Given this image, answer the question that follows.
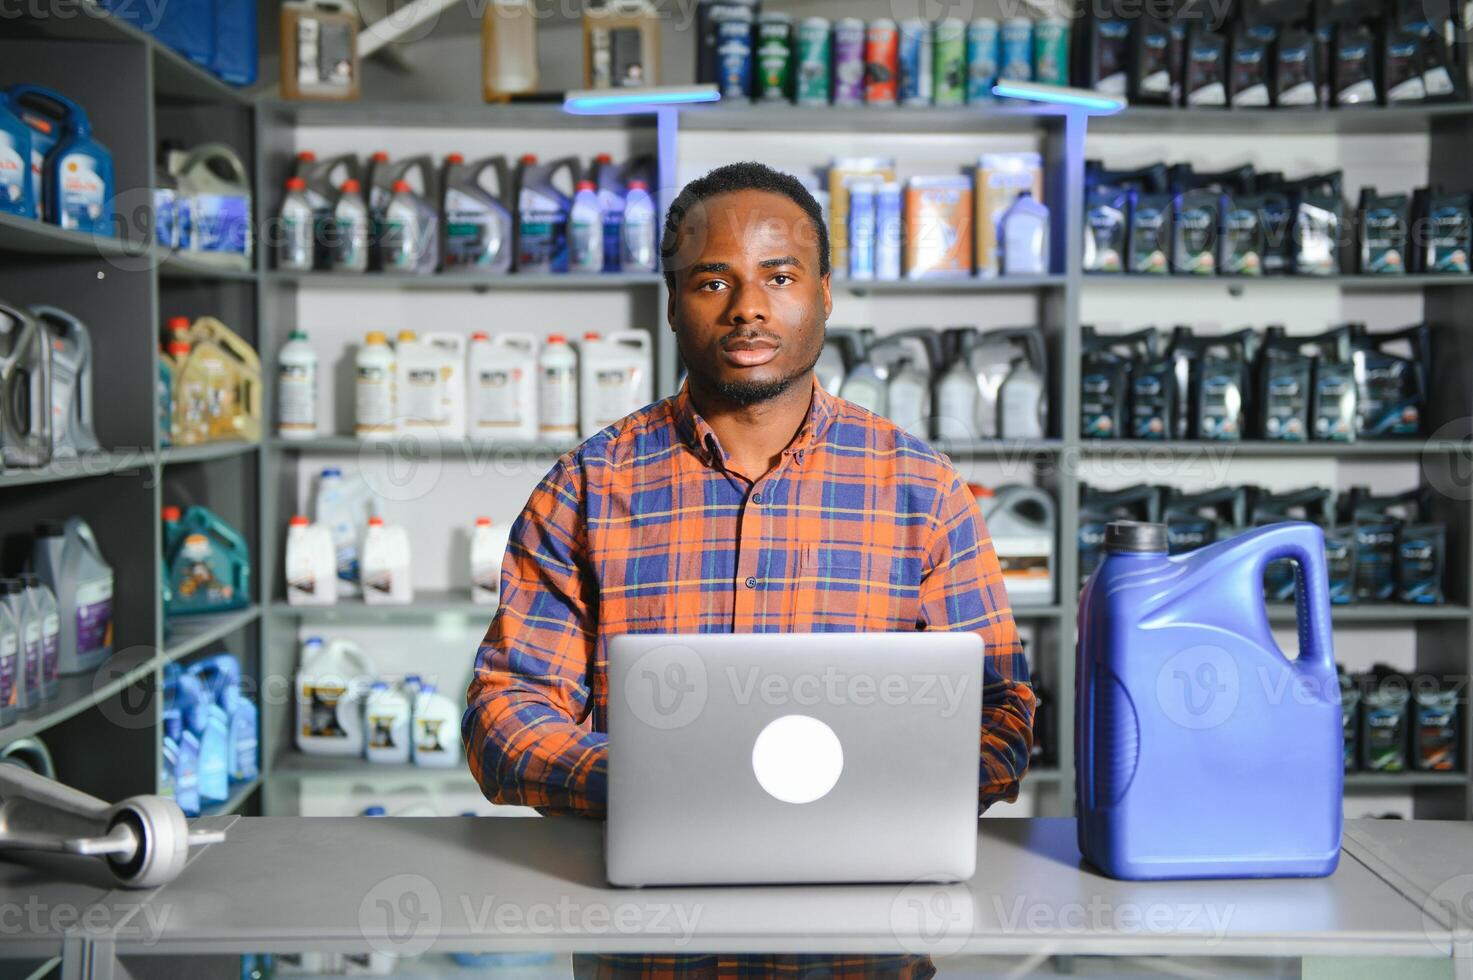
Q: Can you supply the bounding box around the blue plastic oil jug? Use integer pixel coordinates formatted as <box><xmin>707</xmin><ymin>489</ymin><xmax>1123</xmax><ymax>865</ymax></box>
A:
<box><xmin>211</xmin><ymin>0</ymin><xmax>258</xmax><ymax>86</ymax></box>
<box><xmin>1076</xmin><ymin>519</ymin><xmax>1342</xmax><ymax>879</ymax></box>
<box><xmin>0</xmin><ymin>93</ymin><xmax>34</xmax><ymax>218</ymax></box>
<box><xmin>6</xmin><ymin>85</ymin><xmax>114</xmax><ymax>235</ymax></box>
<box><xmin>165</xmin><ymin>505</ymin><xmax>250</xmax><ymax>616</ymax></box>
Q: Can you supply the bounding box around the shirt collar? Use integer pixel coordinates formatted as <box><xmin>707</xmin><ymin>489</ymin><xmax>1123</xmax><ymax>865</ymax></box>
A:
<box><xmin>672</xmin><ymin>375</ymin><xmax>839</xmax><ymax>466</ymax></box>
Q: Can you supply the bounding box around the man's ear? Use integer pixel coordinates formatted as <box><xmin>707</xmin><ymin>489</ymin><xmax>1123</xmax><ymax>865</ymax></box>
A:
<box><xmin>666</xmin><ymin>280</ymin><xmax>677</xmax><ymax>330</ymax></box>
<box><xmin>821</xmin><ymin>270</ymin><xmax>833</xmax><ymax>320</ymax></box>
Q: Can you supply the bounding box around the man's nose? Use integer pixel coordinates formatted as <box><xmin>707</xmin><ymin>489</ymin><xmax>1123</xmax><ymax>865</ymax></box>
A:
<box><xmin>727</xmin><ymin>279</ymin><xmax>769</xmax><ymax>325</ymax></box>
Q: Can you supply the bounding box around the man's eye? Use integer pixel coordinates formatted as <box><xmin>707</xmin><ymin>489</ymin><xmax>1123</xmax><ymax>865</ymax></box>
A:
<box><xmin>771</xmin><ymin>273</ymin><xmax>794</xmax><ymax>285</ymax></box>
<box><xmin>698</xmin><ymin>280</ymin><xmax>727</xmax><ymax>292</ymax></box>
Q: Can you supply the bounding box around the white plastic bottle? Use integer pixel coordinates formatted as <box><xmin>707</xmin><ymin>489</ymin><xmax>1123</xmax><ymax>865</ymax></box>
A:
<box><xmin>471</xmin><ymin>516</ymin><xmax>509</xmax><ymax>605</ymax></box>
<box><xmin>331</xmin><ymin>178</ymin><xmax>370</xmax><ymax>273</ymax></box>
<box><xmin>314</xmin><ymin>467</ymin><xmax>377</xmax><ymax>597</ymax></box>
<box><xmin>580</xmin><ymin>329</ymin><xmax>653</xmax><ymax>436</ymax></box>
<box><xmin>295</xmin><ymin>636</ymin><xmax>373</xmax><ymax>757</ymax></box>
<box><xmin>468</xmin><ymin>331</ymin><xmax>538</xmax><ymax>441</ymax></box>
<box><xmin>568</xmin><ymin>179</ymin><xmax>604</xmax><ymax>273</ymax></box>
<box><xmin>620</xmin><ymin>179</ymin><xmax>658</xmax><ymax>273</ymax></box>
<box><xmin>422</xmin><ymin>332</ymin><xmax>468</xmax><ymax>439</ymax></box>
<box><xmin>355</xmin><ymin>331</ymin><xmax>396</xmax><ymax>441</ymax></box>
<box><xmin>361</xmin><ymin>517</ymin><xmax>413</xmax><ymax>604</ymax></box>
<box><xmin>277</xmin><ymin>329</ymin><xmax>319</xmax><ymax>439</ymax></box>
<box><xmin>18</xmin><ymin>574</ymin><xmax>59</xmax><ymax>703</ymax></box>
<box><xmin>277</xmin><ymin>176</ymin><xmax>316</xmax><ymax>272</ymax></box>
<box><xmin>394</xmin><ymin>329</ymin><xmax>445</xmax><ymax>435</ymax></box>
<box><xmin>285</xmin><ymin>515</ymin><xmax>338</xmax><ymax>606</ymax></box>
<box><xmin>364</xmin><ymin>681</ymin><xmax>412</xmax><ymax>764</ymax></box>
<box><xmin>411</xmin><ymin>684</ymin><xmax>463</xmax><ymax>768</ymax></box>
<box><xmin>538</xmin><ymin>333</ymin><xmax>579</xmax><ymax>440</ymax></box>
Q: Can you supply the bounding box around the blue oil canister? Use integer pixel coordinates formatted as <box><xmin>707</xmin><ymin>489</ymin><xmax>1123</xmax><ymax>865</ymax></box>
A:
<box><xmin>1076</xmin><ymin>519</ymin><xmax>1342</xmax><ymax>879</ymax></box>
<box><xmin>0</xmin><ymin>93</ymin><xmax>34</xmax><ymax>218</ymax></box>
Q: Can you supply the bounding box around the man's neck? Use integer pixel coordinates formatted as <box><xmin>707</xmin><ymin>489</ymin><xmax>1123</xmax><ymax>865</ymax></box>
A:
<box><xmin>688</xmin><ymin>374</ymin><xmax>815</xmax><ymax>482</ymax></box>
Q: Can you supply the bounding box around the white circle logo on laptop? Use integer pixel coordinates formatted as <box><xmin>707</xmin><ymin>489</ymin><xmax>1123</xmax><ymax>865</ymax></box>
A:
<box><xmin>751</xmin><ymin>714</ymin><xmax>844</xmax><ymax>804</ymax></box>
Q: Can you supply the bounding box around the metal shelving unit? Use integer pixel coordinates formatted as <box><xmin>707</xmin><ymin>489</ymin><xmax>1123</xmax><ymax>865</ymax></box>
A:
<box><xmin>0</xmin><ymin>11</ymin><xmax>262</xmax><ymax>813</ymax></box>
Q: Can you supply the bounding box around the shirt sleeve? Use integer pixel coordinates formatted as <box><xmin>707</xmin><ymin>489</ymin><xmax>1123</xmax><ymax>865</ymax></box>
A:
<box><xmin>917</xmin><ymin>472</ymin><xmax>1037</xmax><ymax>812</ymax></box>
<box><xmin>462</xmin><ymin>456</ymin><xmax>608</xmax><ymax>817</ymax></box>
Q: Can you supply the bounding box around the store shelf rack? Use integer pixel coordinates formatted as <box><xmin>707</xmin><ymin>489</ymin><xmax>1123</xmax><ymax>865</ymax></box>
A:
<box><xmin>4</xmin><ymin>0</ymin><xmax>1471</xmax><ymax>823</ymax></box>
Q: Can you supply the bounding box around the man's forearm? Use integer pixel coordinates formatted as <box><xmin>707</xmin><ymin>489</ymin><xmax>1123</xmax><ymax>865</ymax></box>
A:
<box><xmin>979</xmin><ymin>679</ymin><xmax>1037</xmax><ymax>810</ymax></box>
<box><xmin>464</xmin><ymin>686</ymin><xmax>610</xmax><ymax>816</ymax></box>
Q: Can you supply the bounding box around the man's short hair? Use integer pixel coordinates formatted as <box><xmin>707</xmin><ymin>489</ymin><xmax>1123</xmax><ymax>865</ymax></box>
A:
<box><xmin>660</xmin><ymin>161</ymin><xmax>831</xmax><ymax>290</ymax></box>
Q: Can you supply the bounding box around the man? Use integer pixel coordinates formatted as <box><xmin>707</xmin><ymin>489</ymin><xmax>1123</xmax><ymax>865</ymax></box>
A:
<box><xmin>464</xmin><ymin>162</ymin><xmax>1036</xmax><ymax>979</ymax></box>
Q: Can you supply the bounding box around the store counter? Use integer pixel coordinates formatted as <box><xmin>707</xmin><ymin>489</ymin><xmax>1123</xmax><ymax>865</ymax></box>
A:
<box><xmin>4</xmin><ymin>817</ymin><xmax>1470</xmax><ymax>979</ymax></box>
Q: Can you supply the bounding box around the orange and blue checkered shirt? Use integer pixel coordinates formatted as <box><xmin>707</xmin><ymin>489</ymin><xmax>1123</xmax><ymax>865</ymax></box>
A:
<box><xmin>464</xmin><ymin>375</ymin><xmax>1035</xmax><ymax>979</ymax></box>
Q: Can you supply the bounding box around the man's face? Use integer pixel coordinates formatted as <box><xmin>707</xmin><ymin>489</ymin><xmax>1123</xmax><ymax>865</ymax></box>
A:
<box><xmin>667</xmin><ymin>188</ymin><xmax>832</xmax><ymax>406</ymax></box>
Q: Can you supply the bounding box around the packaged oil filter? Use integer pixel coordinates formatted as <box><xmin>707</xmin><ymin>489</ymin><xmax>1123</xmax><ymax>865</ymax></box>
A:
<box><xmin>1356</xmin><ymin>187</ymin><xmax>1410</xmax><ymax>274</ymax></box>
<box><xmin>1077</xmin><ymin>0</ymin><xmax>1131</xmax><ymax>95</ymax></box>
<box><xmin>1082</xmin><ymin>162</ymin><xmax>1128</xmax><ymax>274</ymax></box>
<box><xmin>1129</xmin><ymin>10</ymin><xmax>1174</xmax><ymax>104</ymax></box>
<box><xmin>1229</xmin><ymin>24</ymin><xmax>1273</xmax><ymax>106</ymax></box>
<box><xmin>1350</xmin><ymin>322</ymin><xmax>1429</xmax><ymax>438</ymax></box>
<box><xmin>1358</xmin><ymin>665</ymin><xmax>1410</xmax><ymax>772</ymax></box>
<box><xmin>1410</xmin><ymin>187</ymin><xmax>1471</xmax><ymax>273</ymax></box>
<box><xmin>976</xmin><ymin>153</ymin><xmax>1042</xmax><ymax>278</ymax></box>
<box><xmin>1289</xmin><ymin>171</ymin><xmax>1343</xmax><ymax>275</ymax></box>
<box><xmin>1413</xmin><ymin>681</ymin><xmax>1460</xmax><ymax>770</ymax></box>
<box><xmin>904</xmin><ymin>176</ymin><xmax>974</xmax><ymax>279</ymax></box>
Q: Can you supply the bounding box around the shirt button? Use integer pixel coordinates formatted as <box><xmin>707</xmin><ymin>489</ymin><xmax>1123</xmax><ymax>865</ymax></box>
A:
<box><xmin>745</xmin><ymin>576</ymin><xmax>757</xmax><ymax>589</ymax></box>
<box><xmin>752</xmin><ymin>492</ymin><xmax>762</xmax><ymax>504</ymax></box>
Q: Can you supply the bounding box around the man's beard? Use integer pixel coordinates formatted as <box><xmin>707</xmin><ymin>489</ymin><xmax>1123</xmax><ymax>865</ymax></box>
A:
<box><xmin>692</xmin><ymin>340</ymin><xmax>824</xmax><ymax>407</ymax></box>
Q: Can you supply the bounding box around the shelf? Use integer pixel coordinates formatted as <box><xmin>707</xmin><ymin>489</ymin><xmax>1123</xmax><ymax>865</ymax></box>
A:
<box><xmin>267</xmin><ymin>270</ymin><xmax>661</xmax><ymax>290</ymax></box>
<box><xmin>5</xmin><ymin>1</ymin><xmax>251</xmax><ymax>106</ymax></box>
<box><xmin>269</xmin><ymin>435</ymin><xmax>576</xmax><ymax>457</ymax></box>
<box><xmin>1013</xmin><ymin>604</ymin><xmax>1065</xmax><ymax>619</ymax></box>
<box><xmin>834</xmin><ymin>275</ymin><xmax>1064</xmax><ymax>294</ymax></box>
<box><xmin>261</xmin><ymin>99</ymin><xmax>651</xmax><ymax>130</ymax></box>
<box><xmin>0</xmin><ymin>450</ymin><xmax>154</xmax><ymax>488</ymax></box>
<box><xmin>159</xmin><ymin>441</ymin><xmax>261</xmax><ymax>466</ymax></box>
<box><xmin>680</xmin><ymin>101</ymin><xmax>1064</xmax><ymax>134</ymax></box>
<box><xmin>1082</xmin><ymin>273</ymin><xmax>1473</xmax><ymax>290</ymax></box>
<box><xmin>270</xmin><ymin>751</ymin><xmax>478</xmax><ymax>788</ymax></box>
<box><xmin>940</xmin><ymin>438</ymin><xmax>1063</xmax><ymax>457</ymax></box>
<box><xmin>1077</xmin><ymin>440</ymin><xmax>1464</xmax><ymax>457</ymax></box>
<box><xmin>0</xmin><ymin>645</ymin><xmax>157</xmax><ymax>744</ymax></box>
<box><xmin>1025</xmin><ymin>767</ymin><xmax>1063</xmax><ymax>785</ymax></box>
<box><xmin>1268</xmin><ymin>604</ymin><xmax>1471</xmax><ymax>624</ymax></box>
<box><xmin>270</xmin><ymin>592</ymin><xmax>496</xmax><ymax>623</ymax></box>
<box><xmin>1344</xmin><ymin>771</ymin><xmax>1467</xmax><ymax>788</ymax></box>
<box><xmin>163</xmin><ymin>606</ymin><xmax>263</xmax><ymax>663</ymax></box>
<box><xmin>1091</xmin><ymin>102</ymin><xmax>1473</xmax><ymax>135</ymax></box>
<box><xmin>158</xmin><ymin>252</ymin><xmax>259</xmax><ymax>281</ymax></box>
<box><xmin>0</xmin><ymin>212</ymin><xmax>153</xmax><ymax>261</ymax></box>
<box><xmin>200</xmin><ymin>776</ymin><xmax>262</xmax><ymax>817</ymax></box>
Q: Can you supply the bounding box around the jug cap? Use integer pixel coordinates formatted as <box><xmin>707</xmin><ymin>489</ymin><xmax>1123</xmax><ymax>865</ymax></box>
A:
<box><xmin>286</xmin><ymin>176</ymin><xmax>306</xmax><ymax>191</ymax></box>
<box><xmin>162</xmin><ymin>505</ymin><xmax>182</xmax><ymax>522</ymax></box>
<box><xmin>1105</xmin><ymin>520</ymin><xmax>1168</xmax><ymax>554</ymax></box>
<box><xmin>446</xmin><ymin>152</ymin><xmax>464</xmax><ymax>165</ymax></box>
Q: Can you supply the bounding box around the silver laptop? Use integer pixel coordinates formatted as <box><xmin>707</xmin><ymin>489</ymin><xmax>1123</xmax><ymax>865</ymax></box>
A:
<box><xmin>606</xmin><ymin>632</ymin><xmax>984</xmax><ymax>887</ymax></box>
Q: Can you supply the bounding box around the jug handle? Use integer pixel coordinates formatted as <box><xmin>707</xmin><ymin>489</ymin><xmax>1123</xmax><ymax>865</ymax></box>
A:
<box><xmin>1252</xmin><ymin>522</ymin><xmax>1334</xmax><ymax>673</ymax></box>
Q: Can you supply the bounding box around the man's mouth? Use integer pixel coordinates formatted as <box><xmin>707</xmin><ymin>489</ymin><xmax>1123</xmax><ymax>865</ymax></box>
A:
<box><xmin>722</xmin><ymin>338</ymin><xmax>780</xmax><ymax>368</ymax></box>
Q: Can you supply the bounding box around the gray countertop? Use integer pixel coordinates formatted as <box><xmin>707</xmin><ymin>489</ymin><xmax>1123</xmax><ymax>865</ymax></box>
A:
<box><xmin>3</xmin><ymin>816</ymin><xmax>1453</xmax><ymax>962</ymax></box>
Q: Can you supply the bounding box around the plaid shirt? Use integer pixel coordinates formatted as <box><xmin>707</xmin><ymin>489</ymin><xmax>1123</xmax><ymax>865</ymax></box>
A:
<box><xmin>464</xmin><ymin>375</ymin><xmax>1035</xmax><ymax>979</ymax></box>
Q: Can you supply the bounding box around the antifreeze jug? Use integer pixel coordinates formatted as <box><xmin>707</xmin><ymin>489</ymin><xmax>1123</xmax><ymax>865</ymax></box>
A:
<box><xmin>31</xmin><ymin>306</ymin><xmax>99</xmax><ymax>458</ymax></box>
<box><xmin>1076</xmin><ymin>520</ymin><xmax>1342</xmax><ymax>879</ymax></box>
<box><xmin>516</xmin><ymin>154</ymin><xmax>578</xmax><ymax>273</ymax></box>
<box><xmin>442</xmin><ymin>154</ymin><xmax>514</xmax><ymax>273</ymax></box>
<box><xmin>0</xmin><ymin>301</ymin><xmax>52</xmax><ymax>468</ymax></box>
<box><xmin>165</xmin><ymin>505</ymin><xmax>250</xmax><ymax>615</ymax></box>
